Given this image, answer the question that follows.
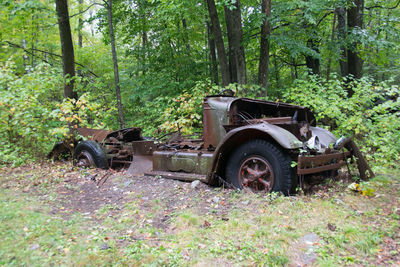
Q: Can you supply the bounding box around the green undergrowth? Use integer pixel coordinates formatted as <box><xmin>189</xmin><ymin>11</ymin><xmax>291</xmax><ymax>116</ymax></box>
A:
<box><xmin>0</xmin><ymin>190</ymin><xmax>101</xmax><ymax>266</ymax></box>
<box><xmin>284</xmin><ymin>75</ymin><xmax>400</xmax><ymax>168</ymax></box>
<box><xmin>0</xmin><ymin>167</ymin><xmax>398</xmax><ymax>266</ymax></box>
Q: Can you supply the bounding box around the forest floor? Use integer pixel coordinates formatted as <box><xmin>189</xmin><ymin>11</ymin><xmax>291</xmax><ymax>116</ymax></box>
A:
<box><xmin>0</xmin><ymin>162</ymin><xmax>399</xmax><ymax>266</ymax></box>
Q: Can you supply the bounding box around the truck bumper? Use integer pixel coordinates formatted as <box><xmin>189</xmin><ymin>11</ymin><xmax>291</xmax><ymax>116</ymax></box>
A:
<box><xmin>297</xmin><ymin>137</ymin><xmax>374</xmax><ymax>180</ymax></box>
<box><xmin>297</xmin><ymin>151</ymin><xmax>351</xmax><ymax>175</ymax></box>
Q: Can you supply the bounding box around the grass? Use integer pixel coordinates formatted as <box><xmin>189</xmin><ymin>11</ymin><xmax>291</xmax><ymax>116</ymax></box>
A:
<box><xmin>0</xmin><ymin>165</ymin><xmax>399</xmax><ymax>266</ymax></box>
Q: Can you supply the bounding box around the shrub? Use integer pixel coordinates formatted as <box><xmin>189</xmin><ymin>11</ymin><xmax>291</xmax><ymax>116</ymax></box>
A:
<box><xmin>0</xmin><ymin>61</ymin><xmax>115</xmax><ymax>166</ymax></box>
<box><xmin>283</xmin><ymin>75</ymin><xmax>399</xmax><ymax>168</ymax></box>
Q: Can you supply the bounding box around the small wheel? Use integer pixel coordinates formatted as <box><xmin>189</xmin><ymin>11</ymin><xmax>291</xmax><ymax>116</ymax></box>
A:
<box><xmin>74</xmin><ymin>140</ymin><xmax>108</xmax><ymax>169</ymax></box>
<box><xmin>225</xmin><ymin>139</ymin><xmax>295</xmax><ymax>195</ymax></box>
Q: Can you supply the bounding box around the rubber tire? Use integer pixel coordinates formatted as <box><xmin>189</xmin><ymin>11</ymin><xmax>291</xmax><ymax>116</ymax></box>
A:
<box><xmin>225</xmin><ymin>139</ymin><xmax>295</xmax><ymax>195</ymax></box>
<box><xmin>74</xmin><ymin>140</ymin><xmax>108</xmax><ymax>169</ymax></box>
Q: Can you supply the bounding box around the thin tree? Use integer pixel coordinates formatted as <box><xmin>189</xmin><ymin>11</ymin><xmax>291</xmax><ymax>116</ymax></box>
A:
<box><xmin>326</xmin><ymin>11</ymin><xmax>337</xmax><ymax>80</ymax></box>
<box><xmin>305</xmin><ymin>37</ymin><xmax>320</xmax><ymax>75</ymax></box>
<box><xmin>336</xmin><ymin>7</ymin><xmax>348</xmax><ymax>78</ymax></box>
<box><xmin>77</xmin><ymin>0</ymin><xmax>83</xmax><ymax>78</ymax></box>
<box><xmin>224</xmin><ymin>0</ymin><xmax>246</xmax><ymax>84</ymax></box>
<box><xmin>258</xmin><ymin>0</ymin><xmax>271</xmax><ymax>92</ymax></box>
<box><xmin>78</xmin><ymin>0</ymin><xmax>83</xmax><ymax>48</ymax></box>
<box><xmin>55</xmin><ymin>0</ymin><xmax>76</xmax><ymax>99</ymax></box>
<box><xmin>138</xmin><ymin>0</ymin><xmax>147</xmax><ymax>76</ymax></box>
<box><xmin>206</xmin><ymin>0</ymin><xmax>230</xmax><ymax>86</ymax></box>
<box><xmin>347</xmin><ymin>0</ymin><xmax>364</xmax><ymax>81</ymax></box>
<box><xmin>104</xmin><ymin>0</ymin><xmax>125</xmax><ymax>128</ymax></box>
<box><xmin>207</xmin><ymin>21</ymin><xmax>219</xmax><ymax>85</ymax></box>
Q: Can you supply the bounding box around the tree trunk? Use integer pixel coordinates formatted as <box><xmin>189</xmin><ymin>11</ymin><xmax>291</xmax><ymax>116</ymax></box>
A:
<box><xmin>22</xmin><ymin>39</ymin><xmax>29</xmax><ymax>73</ymax></box>
<box><xmin>206</xmin><ymin>0</ymin><xmax>230</xmax><ymax>86</ymax></box>
<box><xmin>31</xmin><ymin>14</ymin><xmax>35</xmax><ymax>69</ymax></box>
<box><xmin>336</xmin><ymin>7</ymin><xmax>348</xmax><ymax>78</ymax></box>
<box><xmin>77</xmin><ymin>0</ymin><xmax>83</xmax><ymax>77</ymax></box>
<box><xmin>347</xmin><ymin>0</ymin><xmax>364</xmax><ymax>81</ymax></box>
<box><xmin>55</xmin><ymin>0</ymin><xmax>76</xmax><ymax>99</ymax></box>
<box><xmin>224</xmin><ymin>0</ymin><xmax>246</xmax><ymax>84</ymax></box>
<box><xmin>107</xmin><ymin>0</ymin><xmax>125</xmax><ymax>128</ymax></box>
<box><xmin>138</xmin><ymin>0</ymin><xmax>147</xmax><ymax>76</ymax></box>
<box><xmin>326</xmin><ymin>12</ymin><xmax>336</xmax><ymax>80</ymax></box>
<box><xmin>78</xmin><ymin>0</ymin><xmax>83</xmax><ymax>48</ymax></box>
<box><xmin>273</xmin><ymin>53</ymin><xmax>281</xmax><ymax>88</ymax></box>
<box><xmin>258</xmin><ymin>0</ymin><xmax>271</xmax><ymax>92</ymax></box>
<box><xmin>224</xmin><ymin>7</ymin><xmax>237</xmax><ymax>83</ymax></box>
<box><xmin>207</xmin><ymin>21</ymin><xmax>219</xmax><ymax>85</ymax></box>
<box><xmin>182</xmin><ymin>18</ymin><xmax>191</xmax><ymax>53</ymax></box>
<box><xmin>305</xmin><ymin>37</ymin><xmax>320</xmax><ymax>75</ymax></box>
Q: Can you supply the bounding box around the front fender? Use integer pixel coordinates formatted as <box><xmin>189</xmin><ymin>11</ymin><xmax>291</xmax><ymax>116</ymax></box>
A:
<box><xmin>206</xmin><ymin>123</ymin><xmax>302</xmax><ymax>184</ymax></box>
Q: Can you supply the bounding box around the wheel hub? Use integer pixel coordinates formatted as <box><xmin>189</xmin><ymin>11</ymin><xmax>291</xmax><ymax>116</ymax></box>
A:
<box><xmin>76</xmin><ymin>151</ymin><xmax>95</xmax><ymax>167</ymax></box>
<box><xmin>239</xmin><ymin>157</ymin><xmax>274</xmax><ymax>192</ymax></box>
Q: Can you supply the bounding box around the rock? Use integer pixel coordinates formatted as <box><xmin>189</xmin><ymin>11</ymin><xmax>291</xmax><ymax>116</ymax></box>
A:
<box><xmin>100</xmin><ymin>243</ymin><xmax>111</xmax><ymax>250</ymax></box>
<box><xmin>212</xmin><ymin>196</ymin><xmax>220</xmax><ymax>203</ymax></box>
<box><xmin>86</xmin><ymin>174</ymin><xmax>97</xmax><ymax>181</ymax></box>
<box><xmin>29</xmin><ymin>243</ymin><xmax>40</xmax><ymax>250</ymax></box>
<box><xmin>191</xmin><ymin>180</ymin><xmax>201</xmax><ymax>189</ymax></box>
<box><xmin>300</xmin><ymin>233</ymin><xmax>319</xmax><ymax>245</ymax></box>
<box><xmin>334</xmin><ymin>198</ymin><xmax>345</xmax><ymax>205</ymax></box>
<box><xmin>124</xmin><ymin>180</ymin><xmax>132</xmax><ymax>188</ymax></box>
<box><xmin>289</xmin><ymin>233</ymin><xmax>320</xmax><ymax>266</ymax></box>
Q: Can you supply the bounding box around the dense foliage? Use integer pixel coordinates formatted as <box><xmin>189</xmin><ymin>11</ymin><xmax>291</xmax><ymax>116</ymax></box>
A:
<box><xmin>0</xmin><ymin>61</ymin><xmax>116</xmax><ymax>165</ymax></box>
<box><xmin>284</xmin><ymin>76</ymin><xmax>399</xmax><ymax>167</ymax></box>
<box><xmin>0</xmin><ymin>0</ymin><xmax>399</xmax><ymax>168</ymax></box>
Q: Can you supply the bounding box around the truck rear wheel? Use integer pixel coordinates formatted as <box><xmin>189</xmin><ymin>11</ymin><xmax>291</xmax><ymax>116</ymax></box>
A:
<box><xmin>74</xmin><ymin>141</ymin><xmax>108</xmax><ymax>169</ymax></box>
<box><xmin>225</xmin><ymin>139</ymin><xmax>295</xmax><ymax>195</ymax></box>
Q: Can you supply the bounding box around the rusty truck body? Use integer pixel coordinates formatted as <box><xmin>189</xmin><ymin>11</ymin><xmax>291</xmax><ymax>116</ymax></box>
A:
<box><xmin>54</xmin><ymin>94</ymin><xmax>373</xmax><ymax>195</ymax></box>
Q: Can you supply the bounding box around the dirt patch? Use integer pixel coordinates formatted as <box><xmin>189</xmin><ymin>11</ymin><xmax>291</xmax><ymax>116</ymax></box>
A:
<box><xmin>33</xmin><ymin>166</ymin><xmax>236</xmax><ymax>229</ymax></box>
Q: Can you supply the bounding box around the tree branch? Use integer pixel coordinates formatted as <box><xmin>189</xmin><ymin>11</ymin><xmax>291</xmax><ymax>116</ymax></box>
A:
<box><xmin>69</xmin><ymin>2</ymin><xmax>103</xmax><ymax>18</ymax></box>
<box><xmin>316</xmin><ymin>11</ymin><xmax>334</xmax><ymax>27</ymax></box>
<box><xmin>246</xmin><ymin>22</ymin><xmax>291</xmax><ymax>39</ymax></box>
<box><xmin>366</xmin><ymin>0</ymin><xmax>400</xmax><ymax>10</ymax></box>
<box><xmin>274</xmin><ymin>54</ymin><xmax>307</xmax><ymax>67</ymax></box>
<box><xmin>3</xmin><ymin>41</ymin><xmax>98</xmax><ymax>77</ymax></box>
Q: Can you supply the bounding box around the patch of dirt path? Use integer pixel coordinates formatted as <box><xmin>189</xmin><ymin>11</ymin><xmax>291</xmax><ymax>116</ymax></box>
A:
<box><xmin>47</xmin><ymin>168</ymin><xmax>235</xmax><ymax>229</ymax></box>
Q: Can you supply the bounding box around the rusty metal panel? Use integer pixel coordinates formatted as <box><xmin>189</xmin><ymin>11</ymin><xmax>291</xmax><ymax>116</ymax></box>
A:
<box><xmin>298</xmin><ymin>162</ymin><xmax>347</xmax><ymax>175</ymax></box>
<box><xmin>104</xmin><ymin>128</ymin><xmax>143</xmax><ymax>142</ymax></box>
<box><xmin>203</xmin><ymin>97</ymin><xmax>233</xmax><ymax>149</ymax></box>
<box><xmin>131</xmin><ymin>140</ymin><xmax>154</xmax><ymax>155</ymax></box>
<box><xmin>76</xmin><ymin>128</ymin><xmax>111</xmax><ymax>142</ymax></box>
<box><xmin>228</xmin><ymin>98</ymin><xmax>316</xmax><ymax>126</ymax></box>
<box><xmin>249</xmin><ymin>117</ymin><xmax>293</xmax><ymax>124</ymax></box>
<box><xmin>152</xmin><ymin>150</ymin><xmax>214</xmax><ymax>175</ymax></box>
<box><xmin>146</xmin><ymin>171</ymin><xmax>207</xmax><ymax>182</ymax></box>
<box><xmin>297</xmin><ymin>151</ymin><xmax>351</xmax><ymax>175</ymax></box>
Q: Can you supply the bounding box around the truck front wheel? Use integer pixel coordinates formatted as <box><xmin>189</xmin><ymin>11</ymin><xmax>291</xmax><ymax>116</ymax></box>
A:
<box><xmin>225</xmin><ymin>140</ymin><xmax>295</xmax><ymax>195</ymax></box>
<box><xmin>74</xmin><ymin>141</ymin><xmax>108</xmax><ymax>169</ymax></box>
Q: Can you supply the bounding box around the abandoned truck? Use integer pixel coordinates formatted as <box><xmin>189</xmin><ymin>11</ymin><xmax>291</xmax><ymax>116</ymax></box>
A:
<box><xmin>51</xmin><ymin>93</ymin><xmax>374</xmax><ymax>195</ymax></box>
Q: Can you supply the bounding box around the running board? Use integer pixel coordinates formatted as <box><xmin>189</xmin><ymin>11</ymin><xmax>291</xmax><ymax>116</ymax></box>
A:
<box><xmin>145</xmin><ymin>171</ymin><xmax>207</xmax><ymax>183</ymax></box>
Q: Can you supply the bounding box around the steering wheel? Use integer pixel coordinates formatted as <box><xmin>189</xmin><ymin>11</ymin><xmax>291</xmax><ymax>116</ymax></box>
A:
<box><xmin>217</xmin><ymin>89</ymin><xmax>235</xmax><ymax>96</ymax></box>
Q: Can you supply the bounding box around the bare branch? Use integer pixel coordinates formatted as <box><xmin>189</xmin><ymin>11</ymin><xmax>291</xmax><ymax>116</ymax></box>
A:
<box><xmin>366</xmin><ymin>0</ymin><xmax>400</xmax><ymax>10</ymax></box>
<box><xmin>69</xmin><ymin>2</ymin><xmax>104</xmax><ymax>18</ymax></box>
<box><xmin>316</xmin><ymin>11</ymin><xmax>334</xmax><ymax>27</ymax></box>
<box><xmin>3</xmin><ymin>41</ymin><xmax>98</xmax><ymax>77</ymax></box>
